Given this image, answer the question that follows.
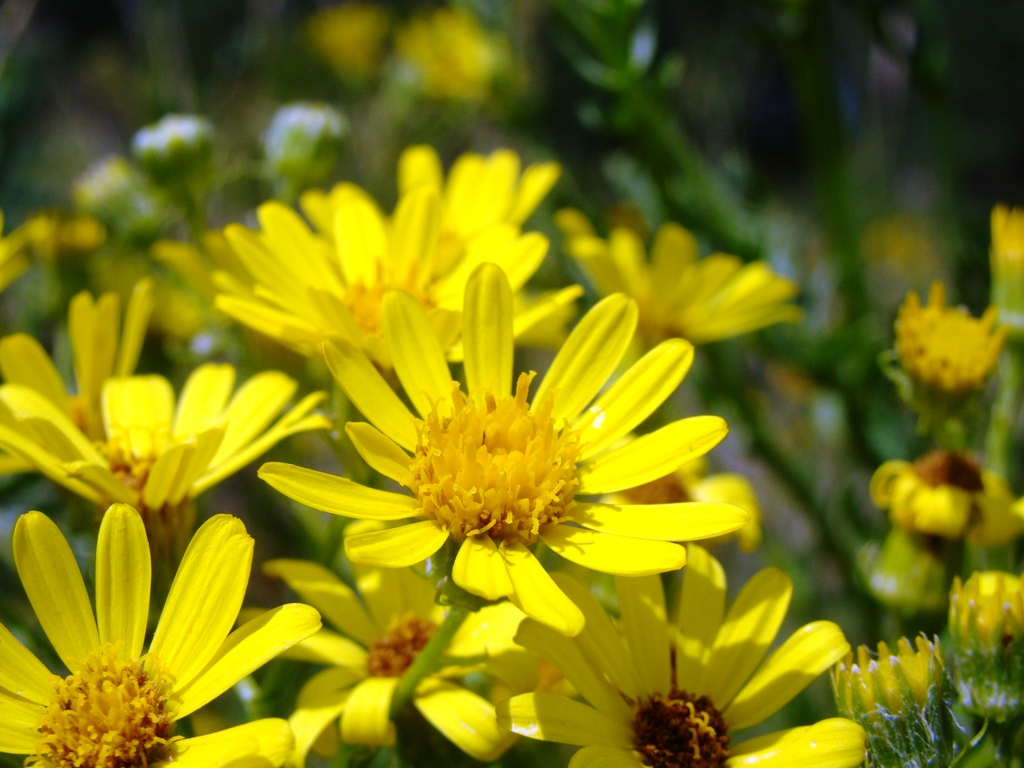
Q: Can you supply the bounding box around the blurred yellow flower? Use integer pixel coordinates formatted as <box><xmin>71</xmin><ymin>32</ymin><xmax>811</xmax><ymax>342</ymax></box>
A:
<box><xmin>265</xmin><ymin>527</ymin><xmax>532</xmax><ymax>765</ymax></box>
<box><xmin>0</xmin><ymin>210</ymin><xmax>30</xmax><ymax>293</ymax></box>
<box><xmin>261</xmin><ymin>265</ymin><xmax>747</xmax><ymax>637</ymax></box>
<box><xmin>20</xmin><ymin>210</ymin><xmax>106</xmax><ymax>261</ymax></box>
<box><xmin>497</xmin><ymin>545</ymin><xmax>864</xmax><ymax>767</ymax></box>
<box><xmin>870</xmin><ymin>450</ymin><xmax>1023</xmax><ymax>545</ymax></box>
<box><xmin>308</xmin><ymin>3</ymin><xmax>391</xmax><ymax>80</ymax></box>
<box><xmin>395</xmin><ymin>7</ymin><xmax>507</xmax><ymax>100</ymax></box>
<box><xmin>895</xmin><ymin>281</ymin><xmax>1005</xmax><ymax>394</ymax></box>
<box><xmin>217</xmin><ymin>144</ymin><xmax>576</xmax><ymax>366</ymax></box>
<box><xmin>991</xmin><ymin>205</ymin><xmax>1024</xmax><ymax>335</ymax></box>
<box><xmin>0</xmin><ymin>505</ymin><xmax>320</xmax><ymax>768</ymax></box>
<box><xmin>558</xmin><ymin>209</ymin><xmax>803</xmax><ymax>346</ymax></box>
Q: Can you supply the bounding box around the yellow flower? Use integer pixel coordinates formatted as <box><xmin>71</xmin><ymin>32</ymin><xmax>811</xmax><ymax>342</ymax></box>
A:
<box><xmin>264</xmin><ymin>525</ymin><xmax>533</xmax><ymax>765</ymax></box>
<box><xmin>307</xmin><ymin>3</ymin><xmax>391</xmax><ymax>80</ymax></box>
<box><xmin>895</xmin><ymin>281</ymin><xmax>1005</xmax><ymax>393</ymax></box>
<box><xmin>870</xmin><ymin>450</ymin><xmax>1023</xmax><ymax>545</ymax></box>
<box><xmin>0</xmin><ymin>210</ymin><xmax>30</xmax><ymax>293</ymax></box>
<box><xmin>0</xmin><ymin>358</ymin><xmax>329</xmax><ymax>558</ymax></box>
<box><xmin>216</xmin><ymin>144</ymin><xmax>574</xmax><ymax>365</ymax></box>
<box><xmin>0</xmin><ymin>504</ymin><xmax>321</xmax><ymax>767</ymax></box>
<box><xmin>557</xmin><ymin>210</ymin><xmax>803</xmax><ymax>346</ymax></box>
<box><xmin>496</xmin><ymin>544</ymin><xmax>865</xmax><ymax>767</ymax></box>
<box><xmin>991</xmin><ymin>205</ymin><xmax>1024</xmax><ymax>335</ymax></box>
<box><xmin>20</xmin><ymin>210</ymin><xmax>106</xmax><ymax>261</ymax></box>
<box><xmin>261</xmin><ymin>265</ymin><xmax>749</xmax><ymax>636</ymax></box>
<box><xmin>395</xmin><ymin>7</ymin><xmax>507</xmax><ymax>100</ymax></box>
<box><xmin>617</xmin><ymin>456</ymin><xmax>763</xmax><ymax>552</ymax></box>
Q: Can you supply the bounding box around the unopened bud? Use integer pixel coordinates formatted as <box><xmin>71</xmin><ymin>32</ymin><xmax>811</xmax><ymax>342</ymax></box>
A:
<box><xmin>264</xmin><ymin>102</ymin><xmax>347</xmax><ymax>192</ymax></box>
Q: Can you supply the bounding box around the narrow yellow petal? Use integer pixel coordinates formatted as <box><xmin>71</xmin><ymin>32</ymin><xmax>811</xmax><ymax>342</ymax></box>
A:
<box><xmin>258</xmin><ymin>201</ymin><xmax>345</xmax><ymax>295</ymax></box>
<box><xmin>568</xmin><ymin>746</ymin><xmax>646</xmax><ymax>768</ymax></box>
<box><xmin>212</xmin><ymin>370</ymin><xmax>296</xmax><ymax>461</ymax></box>
<box><xmin>102</xmin><ymin>376</ymin><xmax>174</xmax><ymax>462</ymax></box>
<box><xmin>573</xmin><ymin>339</ymin><xmax>694</xmax><ymax>460</ymax></box>
<box><xmin>115</xmin><ymin>278</ymin><xmax>154</xmax><ymax>377</ymax></box>
<box><xmin>174</xmin><ymin>604</ymin><xmax>322</xmax><ymax>717</ymax></box>
<box><xmin>532</xmin><ymin>294</ymin><xmax>638</xmax><ymax>423</ymax></box>
<box><xmin>501</xmin><ymin>543</ymin><xmax>584</xmax><ymax>637</ymax></box>
<box><xmin>389</xmin><ymin>185</ymin><xmax>441</xmax><ymax>281</ymax></box>
<box><xmin>354</xmin><ymin>562</ymin><xmax>435</xmax><ymax>632</ymax></box>
<box><xmin>463</xmin><ymin>263</ymin><xmax>513</xmax><ymax>398</ymax></box>
<box><xmin>724</xmin><ymin>621</ymin><xmax>850</xmax><ymax>730</ymax></box>
<box><xmin>413</xmin><ymin>680</ymin><xmax>517</xmax><ymax>761</ymax></box>
<box><xmin>171</xmin><ymin>718</ymin><xmax>295</xmax><ymax>766</ymax></box>
<box><xmin>173</xmin><ymin>363</ymin><xmax>236</xmax><ymax>438</ymax></box>
<box><xmin>344</xmin><ymin>521</ymin><xmax>449</xmax><ymax>567</ymax></box>
<box><xmin>0</xmin><ymin>334</ymin><xmax>70</xmax><ymax>414</ymax></box>
<box><xmin>69</xmin><ymin>290</ymin><xmax>118</xmax><ymax>421</ymax></box>
<box><xmin>541</xmin><ymin>525</ymin><xmax>686</xmax><ymax>576</ymax></box>
<box><xmin>452</xmin><ymin>535</ymin><xmax>514</xmax><ymax>601</ymax></box>
<box><xmin>284</xmin><ymin>629</ymin><xmax>369</xmax><ymax>668</ymax></box>
<box><xmin>334</xmin><ymin>193</ymin><xmax>387</xmax><ymax>285</ymax></box>
<box><xmin>0</xmin><ymin>692</ymin><xmax>44</xmax><ymax>753</ymax></box>
<box><xmin>149</xmin><ymin>515</ymin><xmax>253</xmax><ymax>689</ymax></box>
<box><xmin>398</xmin><ymin>145</ymin><xmax>444</xmax><ymax>193</ymax></box>
<box><xmin>340</xmin><ymin>677</ymin><xmax>399</xmax><ymax>746</ymax></box>
<box><xmin>381</xmin><ymin>290</ymin><xmax>452</xmax><ymax>418</ymax></box>
<box><xmin>12</xmin><ymin>511</ymin><xmax>99</xmax><ymax>671</ymax></box>
<box><xmin>576</xmin><ymin>416</ymin><xmax>728</xmax><ymax>495</ymax></box>
<box><xmin>703</xmin><ymin>567</ymin><xmax>792</xmax><ymax>707</ymax></box>
<box><xmin>727</xmin><ymin>719</ymin><xmax>866</xmax><ymax>768</ymax></box>
<box><xmin>148</xmin><ymin>428</ymin><xmax>223</xmax><ymax>508</ymax></box>
<box><xmin>259</xmin><ymin>462</ymin><xmax>421</xmax><ymax>520</ymax></box>
<box><xmin>95</xmin><ymin>503</ymin><xmax>150</xmax><ymax>660</ymax></box>
<box><xmin>495</xmin><ymin>693</ymin><xmax>632</xmax><ymax>748</ymax></box>
<box><xmin>573</xmin><ymin>502</ymin><xmax>749</xmax><ymax>541</ymax></box>
<box><xmin>289</xmin><ymin>692</ymin><xmax>350</xmax><ymax>768</ymax></box>
<box><xmin>324</xmin><ymin>340</ymin><xmax>418</xmax><ymax>451</ymax></box>
<box><xmin>0</xmin><ymin>384</ymin><xmax>106</xmax><ymax>465</ymax></box>
<box><xmin>507</xmin><ymin>162</ymin><xmax>561</xmax><ymax>225</ymax></box>
<box><xmin>615</xmin><ymin>575</ymin><xmax>670</xmax><ymax>697</ymax></box>
<box><xmin>674</xmin><ymin>544</ymin><xmax>726</xmax><ymax>695</ymax></box>
<box><xmin>345</xmin><ymin>422</ymin><xmax>413</xmax><ymax>485</ymax></box>
<box><xmin>0</xmin><ymin>621</ymin><xmax>53</xmax><ymax>705</ymax></box>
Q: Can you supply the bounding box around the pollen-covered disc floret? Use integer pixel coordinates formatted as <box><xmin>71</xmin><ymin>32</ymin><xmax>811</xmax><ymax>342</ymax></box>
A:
<box><xmin>408</xmin><ymin>372</ymin><xmax>580</xmax><ymax>545</ymax></box>
<box><xmin>366</xmin><ymin>614</ymin><xmax>437</xmax><ymax>678</ymax></box>
<box><xmin>33</xmin><ymin>644</ymin><xmax>175</xmax><ymax>768</ymax></box>
<box><xmin>632</xmin><ymin>689</ymin><xmax>730</xmax><ymax>768</ymax></box>
<box><xmin>342</xmin><ymin>264</ymin><xmax>436</xmax><ymax>336</ymax></box>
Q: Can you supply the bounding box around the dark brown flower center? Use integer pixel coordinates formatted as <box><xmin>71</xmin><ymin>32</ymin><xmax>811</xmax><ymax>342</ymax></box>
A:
<box><xmin>623</xmin><ymin>473</ymin><xmax>690</xmax><ymax>506</ymax></box>
<box><xmin>633</xmin><ymin>689</ymin><xmax>730</xmax><ymax>768</ymax></box>
<box><xmin>366</xmin><ymin>614</ymin><xmax>437</xmax><ymax>677</ymax></box>
<box><xmin>913</xmin><ymin>450</ymin><xmax>984</xmax><ymax>491</ymax></box>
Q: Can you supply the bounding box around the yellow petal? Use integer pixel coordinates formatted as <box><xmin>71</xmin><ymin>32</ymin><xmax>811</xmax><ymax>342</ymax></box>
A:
<box><xmin>573</xmin><ymin>502</ymin><xmax>750</xmax><ymax>541</ymax></box>
<box><xmin>0</xmin><ymin>334</ymin><xmax>70</xmax><ymax>414</ymax></box>
<box><xmin>674</xmin><ymin>544</ymin><xmax>726</xmax><ymax>695</ymax></box>
<box><xmin>344</xmin><ymin>521</ymin><xmax>449</xmax><ymax>567</ymax></box>
<box><xmin>174</xmin><ymin>603</ymin><xmax>322</xmax><ymax>717</ymax></box>
<box><xmin>212</xmin><ymin>370</ymin><xmax>296</xmax><ymax>461</ymax></box>
<box><xmin>507</xmin><ymin>162</ymin><xmax>561</xmax><ymax>225</ymax></box>
<box><xmin>334</xmin><ymin>193</ymin><xmax>387</xmax><ymax>285</ymax></box>
<box><xmin>727</xmin><ymin>719</ymin><xmax>866</xmax><ymax>768</ymax></box>
<box><xmin>615</xmin><ymin>575</ymin><xmax>670</xmax><ymax>697</ymax></box>
<box><xmin>495</xmin><ymin>693</ymin><xmax>632</xmax><ymax>748</ymax></box>
<box><xmin>703</xmin><ymin>567</ymin><xmax>791</xmax><ymax>707</ymax></box>
<box><xmin>145</xmin><ymin>428</ymin><xmax>223</xmax><ymax>509</ymax></box>
<box><xmin>453</xmin><ymin>535</ymin><xmax>514</xmax><ymax>601</ymax></box>
<box><xmin>0</xmin><ymin>384</ymin><xmax>106</xmax><ymax>465</ymax></box>
<box><xmin>573</xmin><ymin>339</ymin><xmax>694</xmax><ymax>460</ymax></box>
<box><xmin>289</xmin><ymin>692</ymin><xmax>351</xmax><ymax>768</ymax></box>
<box><xmin>0</xmin><ymin>692</ymin><xmax>44</xmax><ymax>753</ymax></box>
<box><xmin>414</xmin><ymin>680</ymin><xmax>516</xmax><ymax>761</ymax></box>
<box><xmin>354</xmin><ymin>563</ymin><xmax>435</xmax><ymax>632</ymax></box>
<box><xmin>259</xmin><ymin>462</ymin><xmax>421</xmax><ymax>521</ymax></box>
<box><xmin>381</xmin><ymin>290</ymin><xmax>452</xmax><ymax>418</ymax></box>
<box><xmin>510</xmin><ymin>285</ymin><xmax>584</xmax><ymax>344</ymax></box>
<box><xmin>576</xmin><ymin>416</ymin><xmax>728</xmax><ymax>495</ymax></box>
<box><xmin>258</xmin><ymin>202</ymin><xmax>345</xmax><ymax>295</ymax></box>
<box><xmin>389</xmin><ymin>185</ymin><xmax>441</xmax><ymax>282</ymax></box>
<box><xmin>345</xmin><ymin>422</ymin><xmax>412</xmax><ymax>485</ymax></box>
<box><xmin>463</xmin><ymin>263</ymin><xmax>513</xmax><ymax>398</ymax></box>
<box><xmin>95</xmin><ymin>503</ymin><xmax>150</xmax><ymax>660</ymax></box>
<box><xmin>568</xmin><ymin>746</ymin><xmax>646</xmax><ymax>768</ymax></box>
<box><xmin>340</xmin><ymin>677</ymin><xmax>399</xmax><ymax>746</ymax></box>
<box><xmin>12</xmin><ymin>511</ymin><xmax>99</xmax><ymax>671</ymax></box>
<box><xmin>171</xmin><ymin>718</ymin><xmax>295</xmax><ymax>767</ymax></box>
<box><xmin>724</xmin><ymin>621</ymin><xmax>850</xmax><ymax>730</ymax></box>
<box><xmin>114</xmin><ymin>278</ymin><xmax>154</xmax><ymax>377</ymax></box>
<box><xmin>69</xmin><ymin>290</ymin><xmax>119</xmax><ymax>422</ymax></box>
<box><xmin>149</xmin><ymin>515</ymin><xmax>253</xmax><ymax>689</ymax></box>
<box><xmin>501</xmin><ymin>543</ymin><xmax>584</xmax><ymax>637</ymax></box>
<box><xmin>541</xmin><ymin>525</ymin><xmax>686</xmax><ymax>576</ymax></box>
<box><xmin>398</xmin><ymin>145</ymin><xmax>444</xmax><ymax>193</ymax></box>
<box><xmin>532</xmin><ymin>294</ymin><xmax>638</xmax><ymax>423</ymax></box>
<box><xmin>0</xmin><ymin>621</ymin><xmax>53</xmax><ymax>705</ymax></box>
<box><xmin>173</xmin><ymin>363</ymin><xmax>236</xmax><ymax>438</ymax></box>
<box><xmin>284</xmin><ymin>628</ymin><xmax>369</xmax><ymax>668</ymax></box>
<box><xmin>263</xmin><ymin>558</ymin><xmax>379</xmax><ymax>646</ymax></box>
<box><xmin>515</xmin><ymin>619</ymin><xmax>632</xmax><ymax>722</ymax></box>
<box><xmin>324</xmin><ymin>340</ymin><xmax>418</xmax><ymax>451</ymax></box>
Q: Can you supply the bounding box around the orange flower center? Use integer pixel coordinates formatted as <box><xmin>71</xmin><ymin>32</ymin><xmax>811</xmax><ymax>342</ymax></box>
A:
<box><xmin>366</xmin><ymin>614</ymin><xmax>437</xmax><ymax>677</ymax></box>
<box><xmin>633</xmin><ymin>689</ymin><xmax>730</xmax><ymax>768</ymax></box>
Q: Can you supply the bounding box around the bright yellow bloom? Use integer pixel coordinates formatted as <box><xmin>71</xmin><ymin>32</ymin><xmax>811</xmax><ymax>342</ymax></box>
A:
<box><xmin>870</xmin><ymin>450</ymin><xmax>1023</xmax><ymax>545</ymax></box>
<box><xmin>395</xmin><ymin>7</ymin><xmax>506</xmax><ymax>100</ymax></box>
<box><xmin>496</xmin><ymin>544</ymin><xmax>864</xmax><ymax>767</ymax></box>
<box><xmin>0</xmin><ymin>357</ymin><xmax>329</xmax><ymax>557</ymax></box>
<box><xmin>895</xmin><ymin>281</ymin><xmax>1005</xmax><ymax>393</ymax></box>
<box><xmin>265</xmin><ymin>523</ymin><xmax>532</xmax><ymax>765</ymax></box>
<box><xmin>558</xmin><ymin>210</ymin><xmax>803</xmax><ymax>346</ymax></box>
<box><xmin>216</xmin><ymin>145</ymin><xmax>574</xmax><ymax>365</ymax></box>
<box><xmin>617</xmin><ymin>456</ymin><xmax>762</xmax><ymax>552</ymax></box>
<box><xmin>307</xmin><ymin>3</ymin><xmax>390</xmax><ymax>80</ymax></box>
<box><xmin>991</xmin><ymin>205</ymin><xmax>1024</xmax><ymax>334</ymax></box>
<box><xmin>0</xmin><ymin>210</ymin><xmax>30</xmax><ymax>293</ymax></box>
<box><xmin>0</xmin><ymin>504</ymin><xmax>321</xmax><ymax>767</ymax></box>
<box><xmin>261</xmin><ymin>265</ymin><xmax>748</xmax><ymax>636</ymax></box>
<box><xmin>20</xmin><ymin>210</ymin><xmax>106</xmax><ymax>260</ymax></box>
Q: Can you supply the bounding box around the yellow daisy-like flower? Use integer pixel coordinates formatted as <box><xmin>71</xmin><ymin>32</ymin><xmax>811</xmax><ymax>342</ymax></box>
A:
<box><xmin>0</xmin><ymin>359</ymin><xmax>329</xmax><ymax>557</ymax></box>
<box><xmin>496</xmin><ymin>544</ymin><xmax>865</xmax><ymax>767</ymax></box>
<box><xmin>991</xmin><ymin>205</ymin><xmax>1024</xmax><ymax>334</ymax></box>
<box><xmin>216</xmin><ymin>145</ymin><xmax>574</xmax><ymax>365</ymax></box>
<box><xmin>0</xmin><ymin>504</ymin><xmax>321</xmax><ymax>767</ymax></box>
<box><xmin>261</xmin><ymin>265</ymin><xmax>748</xmax><ymax>636</ymax></box>
<box><xmin>265</xmin><ymin>527</ymin><xmax>533</xmax><ymax>765</ymax></box>
<box><xmin>870</xmin><ymin>450</ymin><xmax>1023</xmax><ymax>545</ymax></box>
<box><xmin>307</xmin><ymin>3</ymin><xmax>391</xmax><ymax>81</ymax></box>
<box><xmin>557</xmin><ymin>209</ymin><xmax>803</xmax><ymax>346</ymax></box>
<box><xmin>0</xmin><ymin>209</ymin><xmax>30</xmax><ymax>293</ymax></box>
<box><xmin>895</xmin><ymin>281</ymin><xmax>1006</xmax><ymax>393</ymax></box>
<box><xmin>394</xmin><ymin>7</ymin><xmax>506</xmax><ymax>101</ymax></box>
<box><xmin>20</xmin><ymin>210</ymin><xmax>106</xmax><ymax>261</ymax></box>
<box><xmin>617</xmin><ymin>457</ymin><xmax>763</xmax><ymax>552</ymax></box>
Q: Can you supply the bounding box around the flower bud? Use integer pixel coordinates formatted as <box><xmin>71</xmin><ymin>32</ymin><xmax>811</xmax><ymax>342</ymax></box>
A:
<box><xmin>859</xmin><ymin>526</ymin><xmax>959</xmax><ymax>617</ymax></box>
<box><xmin>264</xmin><ymin>102</ymin><xmax>347</xmax><ymax>192</ymax></box>
<box><xmin>73</xmin><ymin>156</ymin><xmax>168</xmax><ymax>244</ymax></box>
<box><xmin>131</xmin><ymin>114</ymin><xmax>214</xmax><ymax>194</ymax></box>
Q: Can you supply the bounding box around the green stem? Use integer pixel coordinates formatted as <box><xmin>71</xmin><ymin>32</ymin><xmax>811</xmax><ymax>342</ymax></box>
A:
<box><xmin>389</xmin><ymin>604</ymin><xmax>471</xmax><ymax>719</ymax></box>
<box><xmin>985</xmin><ymin>341</ymin><xmax>1024</xmax><ymax>479</ymax></box>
